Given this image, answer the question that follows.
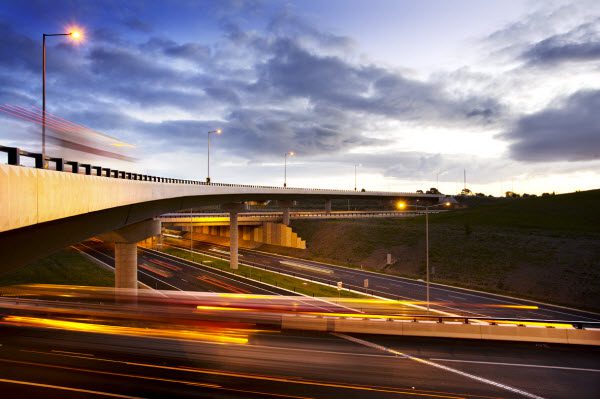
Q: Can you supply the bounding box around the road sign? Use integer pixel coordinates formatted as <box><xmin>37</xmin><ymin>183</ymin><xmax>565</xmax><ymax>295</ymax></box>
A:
<box><xmin>363</xmin><ymin>278</ymin><xmax>369</xmax><ymax>288</ymax></box>
<box><xmin>337</xmin><ymin>281</ymin><xmax>343</xmax><ymax>290</ymax></box>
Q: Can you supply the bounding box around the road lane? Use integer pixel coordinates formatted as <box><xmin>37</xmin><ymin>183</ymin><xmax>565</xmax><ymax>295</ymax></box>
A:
<box><xmin>3</xmin><ymin>324</ymin><xmax>598</xmax><ymax>398</ymax></box>
<box><xmin>169</xmin><ymin>238</ymin><xmax>599</xmax><ymax>321</ymax></box>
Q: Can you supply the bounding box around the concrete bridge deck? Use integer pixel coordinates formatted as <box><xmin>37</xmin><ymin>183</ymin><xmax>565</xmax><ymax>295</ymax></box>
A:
<box><xmin>0</xmin><ymin>149</ymin><xmax>444</xmax><ymax>273</ymax></box>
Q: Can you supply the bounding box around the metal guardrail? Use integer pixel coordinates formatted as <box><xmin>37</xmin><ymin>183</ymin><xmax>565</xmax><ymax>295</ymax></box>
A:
<box><xmin>0</xmin><ymin>145</ymin><xmax>444</xmax><ymax>197</ymax></box>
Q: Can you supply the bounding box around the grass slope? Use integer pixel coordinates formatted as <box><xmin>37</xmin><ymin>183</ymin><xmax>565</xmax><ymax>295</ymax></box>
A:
<box><xmin>0</xmin><ymin>248</ymin><xmax>114</xmax><ymax>287</ymax></box>
<box><xmin>260</xmin><ymin>190</ymin><xmax>600</xmax><ymax>311</ymax></box>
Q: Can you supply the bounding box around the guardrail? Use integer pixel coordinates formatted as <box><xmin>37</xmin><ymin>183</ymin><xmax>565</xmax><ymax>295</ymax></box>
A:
<box><xmin>0</xmin><ymin>145</ymin><xmax>444</xmax><ymax>197</ymax></box>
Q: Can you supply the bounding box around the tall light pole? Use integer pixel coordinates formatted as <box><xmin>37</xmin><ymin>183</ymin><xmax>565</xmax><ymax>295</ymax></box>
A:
<box><xmin>397</xmin><ymin>200</ymin><xmax>451</xmax><ymax>311</ymax></box>
<box><xmin>42</xmin><ymin>29</ymin><xmax>82</xmax><ymax>167</ymax></box>
<box><xmin>206</xmin><ymin>129</ymin><xmax>222</xmax><ymax>183</ymax></box>
<box><xmin>284</xmin><ymin>151</ymin><xmax>294</xmax><ymax>188</ymax></box>
<box><xmin>354</xmin><ymin>163</ymin><xmax>361</xmax><ymax>191</ymax></box>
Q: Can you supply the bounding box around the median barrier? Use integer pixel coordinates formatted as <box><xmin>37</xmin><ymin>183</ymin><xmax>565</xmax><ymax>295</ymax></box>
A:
<box><xmin>479</xmin><ymin>324</ymin><xmax>569</xmax><ymax>344</ymax></box>
<box><xmin>566</xmin><ymin>328</ymin><xmax>600</xmax><ymax>345</ymax></box>
<box><xmin>281</xmin><ymin>315</ymin><xmax>329</xmax><ymax>331</ymax></box>
<box><xmin>280</xmin><ymin>315</ymin><xmax>600</xmax><ymax>345</ymax></box>
<box><xmin>402</xmin><ymin>321</ymin><xmax>483</xmax><ymax>340</ymax></box>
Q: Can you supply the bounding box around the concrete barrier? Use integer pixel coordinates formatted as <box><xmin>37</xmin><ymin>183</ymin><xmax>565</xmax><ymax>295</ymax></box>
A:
<box><xmin>566</xmin><ymin>328</ymin><xmax>600</xmax><ymax>345</ymax></box>
<box><xmin>280</xmin><ymin>315</ymin><xmax>600</xmax><ymax>345</ymax></box>
<box><xmin>480</xmin><ymin>324</ymin><xmax>569</xmax><ymax>344</ymax></box>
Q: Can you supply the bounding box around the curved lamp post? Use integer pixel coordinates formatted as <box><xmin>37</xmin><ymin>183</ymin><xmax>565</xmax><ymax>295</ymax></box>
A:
<box><xmin>42</xmin><ymin>28</ymin><xmax>83</xmax><ymax>167</ymax></box>
<box><xmin>206</xmin><ymin>128</ymin><xmax>221</xmax><ymax>183</ymax></box>
<box><xmin>284</xmin><ymin>151</ymin><xmax>294</xmax><ymax>188</ymax></box>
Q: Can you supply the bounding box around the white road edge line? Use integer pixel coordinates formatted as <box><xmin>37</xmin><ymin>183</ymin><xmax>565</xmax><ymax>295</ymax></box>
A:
<box><xmin>332</xmin><ymin>333</ymin><xmax>546</xmax><ymax>399</ymax></box>
<box><xmin>430</xmin><ymin>358</ymin><xmax>600</xmax><ymax>373</ymax></box>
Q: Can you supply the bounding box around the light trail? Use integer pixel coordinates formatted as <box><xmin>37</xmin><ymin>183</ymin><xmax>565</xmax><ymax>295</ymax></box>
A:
<box><xmin>20</xmin><ymin>349</ymin><xmax>489</xmax><ymax>399</ymax></box>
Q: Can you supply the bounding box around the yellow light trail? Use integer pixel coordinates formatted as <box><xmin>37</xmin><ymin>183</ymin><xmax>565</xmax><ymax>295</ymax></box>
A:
<box><xmin>3</xmin><ymin>316</ymin><xmax>249</xmax><ymax>344</ymax></box>
<box><xmin>482</xmin><ymin>319</ymin><xmax>574</xmax><ymax>329</ymax></box>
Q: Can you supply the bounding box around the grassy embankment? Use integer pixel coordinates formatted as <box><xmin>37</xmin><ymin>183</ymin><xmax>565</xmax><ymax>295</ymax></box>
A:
<box><xmin>258</xmin><ymin>190</ymin><xmax>600</xmax><ymax>311</ymax></box>
<box><xmin>159</xmin><ymin>246</ymin><xmax>364</xmax><ymax>298</ymax></box>
<box><xmin>0</xmin><ymin>248</ymin><xmax>114</xmax><ymax>287</ymax></box>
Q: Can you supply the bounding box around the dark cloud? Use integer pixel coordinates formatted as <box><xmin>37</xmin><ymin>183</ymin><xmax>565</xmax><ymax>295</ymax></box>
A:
<box><xmin>521</xmin><ymin>19</ymin><xmax>600</xmax><ymax>66</ymax></box>
<box><xmin>253</xmin><ymin>38</ymin><xmax>503</xmax><ymax>125</ymax></box>
<box><xmin>123</xmin><ymin>17</ymin><xmax>153</xmax><ymax>33</ymax></box>
<box><xmin>0</xmin><ymin>22</ymin><xmax>40</xmax><ymax>72</ymax></box>
<box><xmin>0</xmin><ymin>3</ymin><xmax>504</xmax><ymax>166</ymax></box>
<box><xmin>140</xmin><ymin>37</ymin><xmax>211</xmax><ymax>62</ymax></box>
<box><xmin>502</xmin><ymin>90</ymin><xmax>600</xmax><ymax>162</ymax></box>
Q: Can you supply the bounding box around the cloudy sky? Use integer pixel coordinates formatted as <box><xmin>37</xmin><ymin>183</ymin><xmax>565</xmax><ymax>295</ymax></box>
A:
<box><xmin>1</xmin><ymin>0</ymin><xmax>599</xmax><ymax>195</ymax></box>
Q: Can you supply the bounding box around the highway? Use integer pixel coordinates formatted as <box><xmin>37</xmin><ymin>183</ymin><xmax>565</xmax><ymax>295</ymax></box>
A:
<box><xmin>0</xmin><ymin>322</ymin><xmax>598</xmax><ymax>399</ymax></box>
<box><xmin>164</xmin><ymin>238</ymin><xmax>600</xmax><ymax>322</ymax></box>
<box><xmin>74</xmin><ymin>240</ymin><xmax>291</xmax><ymax>295</ymax></box>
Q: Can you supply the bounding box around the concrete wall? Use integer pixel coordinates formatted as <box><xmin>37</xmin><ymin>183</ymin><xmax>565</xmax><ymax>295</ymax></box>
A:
<box><xmin>184</xmin><ymin>222</ymin><xmax>306</xmax><ymax>249</ymax></box>
<box><xmin>281</xmin><ymin>316</ymin><xmax>600</xmax><ymax>345</ymax></box>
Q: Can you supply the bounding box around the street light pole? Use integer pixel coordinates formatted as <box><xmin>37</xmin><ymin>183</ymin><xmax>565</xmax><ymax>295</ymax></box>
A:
<box><xmin>42</xmin><ymin>32</ymin><xmax>78</xmax><ymax>168</ymax></box>
<box><xmin>425</xmin><ymin>206</ymin><xmax>429</xmax><ymax>310</ymax></box>
<box><xmin>284</xmin><ymin>151</ymin><xmax>294</xmax><ymax>188</ymax></box>
<box><xmin>206</xmin><ymin>129</ymin><xmax>221</xmax><ymax>183</ymax></box>
<box><xmin>354</xmin><ymin>164</ymin><xmax>359</xmax><ymax>191</ymax></box>
<box><xmin>397</xmin><ymin>200</ymin><xmax>451</xmax><ymax>311</ymax></box>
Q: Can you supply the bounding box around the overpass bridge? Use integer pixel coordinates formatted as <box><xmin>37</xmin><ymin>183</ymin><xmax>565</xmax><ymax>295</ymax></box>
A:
<box><xmin>0</xmin><ymin>146</ymin><xmax>445</xmax><ymax>290</ymax></box>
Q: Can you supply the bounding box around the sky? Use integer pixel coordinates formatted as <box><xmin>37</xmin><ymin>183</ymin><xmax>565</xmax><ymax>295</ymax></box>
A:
<box><xmin>0</xmin><ymin>0</ymin><xmax>599</xmax><ymax>195</ymax></box>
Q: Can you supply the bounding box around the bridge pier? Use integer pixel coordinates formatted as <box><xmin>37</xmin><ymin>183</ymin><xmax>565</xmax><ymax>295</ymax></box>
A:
<box><xmin>99</xmin><ymin>219</ymin><xmax>161</xmax><ymax>291</ymax></box>
<box><xmin>277</xmin><ymin>200</ymin><xmax>294</xmax><ymax>226</ymax></box>
<box><xmin>325</xmin><ymin>199</ymin><xmax>332</xmax><ymax>214</ymax></box>
<box><xmin>114</xmin><ymin>242</ymin><xmax>138</xmax><ymax>289</ymax></box>
<box><xmin>221</xmin><ymin>203</ymin><xmax>246</xmax><ymax>269</ymax></box>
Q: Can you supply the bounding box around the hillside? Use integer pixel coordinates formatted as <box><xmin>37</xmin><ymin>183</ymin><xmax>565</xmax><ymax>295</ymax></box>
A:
<box><xmin>259</xmin><ymin>190</ymin><xmax>600</xmax><ymax>311</ymax></box>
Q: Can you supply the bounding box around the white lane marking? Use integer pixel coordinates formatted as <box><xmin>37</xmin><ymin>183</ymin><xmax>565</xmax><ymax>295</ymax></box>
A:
<box><xmin>430</xmin><ymin>358</ymin><xmax>600</xmax><ymax>373</ymax></box>
<box><xmin>0</xmin><ymin>377</ymin><xmax>144</xmax><ymax>398</ymax></box>
<box><xmin>333</xmin><ymin>333</ymin><xmax>546</xmax><ymax>399</ymax></box>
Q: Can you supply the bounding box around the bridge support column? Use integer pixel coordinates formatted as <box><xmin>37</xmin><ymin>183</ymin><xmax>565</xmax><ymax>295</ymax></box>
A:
<box><xmin>221</xmin><ymin>203</ymin><xmax>246</xmax><ymax>270</ymax></box>
<box><xmin>115</xmin><ymin>242</ymin><xmax>138</xmax><ymax>290</ymax></box>
<box><xmin>277</xmin><ymin>200</ymin><xmax>294</xmax><ymax>226</ymax></box>
<box><xmin>230</xmin><ymin>210</ymin><xmax>239</xmax><ymax>270</ymax></box>
<box><xmin>325</xmin><ymin>199</ymin><xmax>332</xmax><ymax>214</ymax></box>
<box><xmin>99</xmin><ymin>219</ymin><xmax>161</xmax><ymax>291</ymax></box>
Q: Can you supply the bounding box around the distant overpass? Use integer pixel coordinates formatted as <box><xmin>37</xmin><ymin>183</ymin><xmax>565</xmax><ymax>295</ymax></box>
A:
<box><xmin>159</xmin><ymin>210</ymin><xmax>442</xmax><ymax>225</ymax></box>
<box><xmin>0</xmin><ymin>146</ymin><xmax>446</xmax><ymax>289</ymax></box>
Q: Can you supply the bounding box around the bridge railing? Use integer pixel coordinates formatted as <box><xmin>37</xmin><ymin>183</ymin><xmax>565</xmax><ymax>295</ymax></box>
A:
<box><xmin>0</xmin><ymin>145</ymin><xmax>442</xmax><ymax>197</ymax></box>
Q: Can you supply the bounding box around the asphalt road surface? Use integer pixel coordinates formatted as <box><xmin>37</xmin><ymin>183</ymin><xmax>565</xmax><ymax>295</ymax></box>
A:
<box><xmin>1</xmin><ymin>323</ymin><xmax>598</xmax><ymax>399</ymax></box>
<box><xmin>165</xmin><ymin>238</ymin><xmax>600</xmax><ymax>322</ymax></box>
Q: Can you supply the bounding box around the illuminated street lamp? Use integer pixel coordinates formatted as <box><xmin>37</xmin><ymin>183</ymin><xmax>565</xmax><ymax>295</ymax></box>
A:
<box><xmin>42</xmin><ymin>28</ymin><xmax>83</xmax><ymax>167</ymax></box>
<box><xmin>396</xmin><ymin>200</ymin><xmax>452</xmax><ymax>311</ymax></box>
<box><xmin>206</xmin><ymin>128</ymin><xmax>222</xmax><ymax>183</ymax></box>
<box><xmin>284</xmin><ymin>151</ymin><xmax>294</xmax><ymax>188</ymax></box>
